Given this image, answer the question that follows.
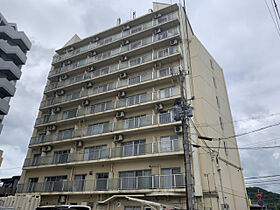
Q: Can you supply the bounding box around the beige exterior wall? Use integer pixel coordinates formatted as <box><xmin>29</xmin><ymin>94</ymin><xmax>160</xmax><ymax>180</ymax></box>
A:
<box><xmin>18</xmin><ymin>3</ymin><xmax>248</xmax><ymax>210</ymax></box>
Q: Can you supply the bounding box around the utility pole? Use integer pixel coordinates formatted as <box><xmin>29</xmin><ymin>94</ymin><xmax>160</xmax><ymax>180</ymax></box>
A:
<box><xmin>174</xmin><ymin>67</ymin><xmax>194</xmax><ymax>209</ymax></box>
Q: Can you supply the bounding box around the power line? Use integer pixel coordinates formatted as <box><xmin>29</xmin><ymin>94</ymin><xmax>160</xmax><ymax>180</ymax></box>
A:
<box><xmin>245</xmin><ymin>174</ymin><xmax>280</xmax><ymax>180</ymax></box>
<box><xmin>264</xmin><ymin>0</ymin><xmax>280</xmax><ymax>38</ymax></box>
<box><xmin>192</xmin><ymin>144</ymin><xmax>280</xmax><ymax>150</ymax></box>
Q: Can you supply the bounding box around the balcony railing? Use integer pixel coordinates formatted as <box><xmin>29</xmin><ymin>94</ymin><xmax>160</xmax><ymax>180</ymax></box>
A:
<box><xmin>40</xmin><ymin>61</ymin><xmax>180</xmax><ymax>109</ymax></box>
<box><xmin>48</xmin><ymin>27</ymin><xmax>179</xmax><ymax>79</ymax></box>
<box><xmin>35</xmin><ymin>86</ymin><xmax>180</xmax><ymax>126</ymax></box>
<box><xmin>30</xmin><ymin>113</ymin><xmax>178</xmax><ymax>145</ymax></box>
<box><xmin>24</xmin><ymin>139</ymin><xmax>182</xmax><ymax>167</ymax></box>
<box><xmin>52</xmin><ymin>12</ymin><xmax>178</xmax><ymax>64</ymax></box>
<box><xmin>17</xmin><ymin>174</ymin><xmax>185</xmax><ymax>193</ymax></box>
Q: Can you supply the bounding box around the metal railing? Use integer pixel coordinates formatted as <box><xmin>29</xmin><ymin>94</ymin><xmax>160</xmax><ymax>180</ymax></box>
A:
<box><xmin>30</xmin><ymin>113</ymin><xmax>178</xmax><ymax>145</ymax></box>
<box><xmin>17</xmin><ymin>174</ymin><xmax>184</xmax><ymax>193</ymax></box>
<box><xmin>48</xmin><ymin>28</ymin><xmax>179</xmax><ymax>82</ymax></box>
<box><xmin>51</xmin><ymin>12</ymin><xmax>178</xmax><ymax>65</ymax></box>
<box><xmin>24</xmin><ymin>139</ymin><xmax>182</xmax><ymax>167</ymax></box>
<box><xmin>35</xmin><ymin>86</ymin><xmax>180</xmax><ymax>126</ymax></box>
<box><xmin>40</xmin><ymin>61</ymin><xmax>180</xmax><ymax>109</ymax></box>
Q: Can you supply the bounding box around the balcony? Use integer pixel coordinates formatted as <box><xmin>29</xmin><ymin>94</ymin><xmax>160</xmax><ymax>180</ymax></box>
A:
<box><xmin>24</xmin><ymin>139</ymin><xmax>182</xmax><ymax>168</ymax></box>
<box><xmin>48</xmin><ymin>27</ymin><xmax>179</xmax><ymax>80</ymax></box>
<box><xmin>35</xmin><ymin>86</ymin><xmax>180</xmax><ymax>127</ymax></box>
<box><xmin>30</xmin><ymin>112</ymin><xmax>179</xmax><ymax>146</ymax></box>
<box><xmin>40</xmin><ymin>62</ymin><xmax>180</xmax><ymax>109</ymax></box>
<box><xmin>51</xmin><ymin>12</ymin><xmax>178</xmax><ymax>65</ymax></box>
<box><xmin>17</xmin><ymin>174</ymin><xmax>185</xmax><ymax>194</ymax></box>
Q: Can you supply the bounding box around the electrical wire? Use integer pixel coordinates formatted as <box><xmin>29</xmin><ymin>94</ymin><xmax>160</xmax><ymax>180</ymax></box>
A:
<box><xmin>264</xmin><ymin>0</ymin><xmax>280</xmax><ymax>38</ymax></box>
<box><xmin>245</xmin><ymin>174</ymin><xmax>280</xmax><ymax>180</ymax></box>
<box><xmin>192</xmin><ymin>144</ymin><xmax>280</xmax><ymax>150</ymax></box>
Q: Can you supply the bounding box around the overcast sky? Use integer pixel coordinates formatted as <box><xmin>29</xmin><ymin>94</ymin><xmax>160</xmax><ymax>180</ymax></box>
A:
<box><xmin>1</xmin><ymin>0</ymin><xmax>280</xmax><ymax>193</ymax></box>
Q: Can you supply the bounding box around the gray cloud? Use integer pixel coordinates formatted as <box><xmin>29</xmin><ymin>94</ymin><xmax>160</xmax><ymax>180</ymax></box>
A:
<box><xmin>0</xmin><ymin>0</ymin><xmax>280</xmax><ymax>193</ymax></box>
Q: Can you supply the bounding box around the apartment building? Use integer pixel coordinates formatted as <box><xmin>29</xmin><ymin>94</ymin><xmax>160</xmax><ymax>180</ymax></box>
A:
<box><xmin>0</xmin><ymin>12</ymin><xmax>31</xmax><ymax>134</ymax></box>
<box><xmin>17</xmin><ymin>2</ymin><xmax>249</xmax><ymax>210</ymax></box>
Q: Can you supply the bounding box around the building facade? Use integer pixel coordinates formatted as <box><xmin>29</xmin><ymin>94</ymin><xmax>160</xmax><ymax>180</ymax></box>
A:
<box><xmin>0</xmin><ymin>12</ymin><xmax>31</xmax><ymax>134</ymax></box>
<box><xmin>17</xmin><ymin>3</ymin><xmax>248</xmax><ymax>210</ymax></box>
<box><xmin>0</xmin><ymin>176</ymin><xmax>20</xmax><ymax>197</ymax></box>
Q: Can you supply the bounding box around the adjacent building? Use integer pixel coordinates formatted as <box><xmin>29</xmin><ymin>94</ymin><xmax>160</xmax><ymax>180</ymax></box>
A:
<box><xmin>0</xmin><ymin>12</ymin><xmax>31</xmax><ymax>134</ymax></box>
<box><xmin>17</xmin><ymin>2</ymin><xmax>249</xmax><ymax>210</ymax></box>
<box><xmin>0</xmin><ymin>176</ymin><xmax>20</xmax><ymax>197</ymax></box>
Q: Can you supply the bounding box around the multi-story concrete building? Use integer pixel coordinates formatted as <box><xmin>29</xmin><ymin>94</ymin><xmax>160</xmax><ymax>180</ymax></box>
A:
<box><xmin>17</xmin><ymin>2</ymin><xmax>248</xmax><ymax>210</ymax></box>
<box><xmin>0</xmin><ymin>12</ymin><xmax>31</xmax><ymax>134</ymax></box>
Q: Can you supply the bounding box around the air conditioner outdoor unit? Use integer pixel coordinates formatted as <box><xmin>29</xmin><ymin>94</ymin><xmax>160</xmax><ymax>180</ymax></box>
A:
<box><xmin>120</xmin><ymin>55</ymin><xmax>129</xmax><ymax>62</ymax></box>
<box><xmin>154</xmin><ymin>13</ymin><xmax>162</xmax><ymax>19</ymax></box>
<box><xmin>93</xmin><ymin>36</ymin><xmax>100</xmax><ymax>42</ymax></box>
<box><xmin>170</xmin><ymin>39</ymin><xmax>178</xmax><ymax>46</ymax></box>
<box><xmin>85</xmin><ymin>81</ymin><xmax>93</xmax><ymax>89</ymax></box>
<box><xmin>64</xmin><ymin>60</ymin><xmax>72</xmax><ymax>65</ymax></box>
<box><xmin>114</xmin><ymin>134</ymin><xmax>124</xmax><ymax>142</ymax></box>
<box><xmin>58</xmin><ymin>195</ymin><xmax>67</xmax><ymax>204</ymax></box>
<box><xmin>117</xmin><ymin>91</ymin><xmax>126</xmax><ymax>98</ymax></box>
<box><xmin>119</xmin><ymin>72</ymin><xmax>128</xmax><ymax>79</ymax></box>
<box><xmin>91</xmin><ymin>51</ymin><xmax>97</xmax><ymax>56</ymax></box>
<box><xmin>155</xmin><ymin>103</ymin><xmax>164</xmax><ymax>112</ymax></box>
<box><xmin>41</xmin><ymin>145</ymin><xmax>52</xmax><ymax>152</ymax></box>
<box><xmin>76</xmin><ymin>141</ymin><xmax>83</xmax><ymax>148</ymax></box>
<box><xmin>82</xmin><ymin>99</ymin><xmax>90</xmax><ymax>106</ymax></box>
<box><xmin>47</xmin><ymin>125</ymin><xmax>57</xmax><ymax>132</ymax></box>
<box><xmin>52</xmin><ymin>106</ymin><xmax>61</xmax><ymax>113</ymax></box>
<box><xmin>122</xmin><ymin>25</ymin><xmax>130</xmax><ymax>31</ymax></box>
<box><xmin>116</xmin><ymin>111</ymin><xmax>125</xmax><ymax>119</ymax></box>
<box><xmin>174</xmin><ymin>125</ymin><xmax>182</xmax><ymax>134</ymax></box>
<box><xmin>56</xmin><ymin>89</ymin><xmax>65</xmax><ymax>96</ymax></box>
<box><xmin>67</xmin><ymin>46</ymin><xmax>75</xmax><ymax>52</ymax></box>
<box><xmin>121</xmin><ymin>40</ymin><xmax>130</xmax><ymax>46</ymax></box>
<box><xmin>87</xmin><ymin>66</ymin><xmax>95</xmax><ymax>72</ymax></box>
<box><xmin>154</xmin><ymin>28</ymin><xmax>161</xmax><ymax>35</ymax></box>
<box><xmin>60</xmin><ymin>74</ymin><xmax>69</xmax><ymax>80</ymax></box>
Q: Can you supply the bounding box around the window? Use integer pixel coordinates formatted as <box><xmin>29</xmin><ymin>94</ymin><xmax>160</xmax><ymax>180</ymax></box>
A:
<box><xmin>58</xmin><ymin>128</ymin><xmax>74</xmax><ymax>140</ymax></box>
<box><xmin>125</xmin><ymin>93</ymin><xmax>147</xmax><ymax>106</ymax></box>
<box><xmin>124</xmin><ymin>207</ymin><xmax>141</xmax><ymax>210</ymax></box>
<box><xmin>38</xmin><ymin>133</ymin><xmax>46</xmax><ymax>143</ymax></box>
<box><xmin>154</xmin><ymin>31</ymin><xmax>168</xmax><ymax>41</ymax></box>
<box><xmin>213</xmin><ymin>77</ymin><xmax>217</xmax><ymax>88</ymax></box>
<box><xmin>66</xmin><ymin>91</ymin><xmax>80</xmax><ymax>101</ymax></box>
<box><xmin>131</xmin><ymin>25</ymin><xmax>142</xmax><ymax>34</ymax></box>
<box><xmin>159</xmin><ymin>87</ymin><xmax>176</xmax><ymax>99</ymax></box>
<box><xmin>157</xmin><ymin>48</ymin><xmax>169</xmax><ymax>58</ymax></box>
<box><xmin>96</xmin><ymin>173</ymin><xmax>109</xmax><ymax>190</ymax></box>
<box><xmin>62</xmin><ymin>109</ymin><xmax>77</xmax><ymax>120</ymax></box>
<box><xmin>159</xmin><ymin>110</ymin><xmax>173</xmax><ymax>124</ymax></box>
<box><xmin>119</xmin><ymin>170</ymin><xmax>151</xmax><ymax>190</ymax></box>
<box><xmin>93</xmin><ymin>67</ymin><xmax>109</xmax><ymax>77</ymax></box>
<box><xmin>93</xmin><ymin>83</ymin><xmax>114</xmax><ymax>94</ymax></box>
<box><xmin>216</xmin><ymin>96</ymin><xmax>220</xmax><ymax>108</ymax></box>
<box><xmin>224</xmin><ymin>141</ymin><xmax>229</xmax><ymax>156</ymax></box>
<box><xmin>84</xmin><ymin>145</ymin><xmax>107</xmax><ymax>160</ymax></box>
<box><xmin>53</xmin><ymin>150</ymin><xmax>70</xmax><ymax>164</ymax></box>
<box><xmin>43</xmin><ymin>115</ymin><xmax>50</xmax><ymax>124</ymax></box>
<box><xmin>161</xmin><ymin>168</ymin><xmax>183</xmax><ymax>188</ymax></box>
<box><xmin>129</xmin><ymin>57</ymin><xmax>141</xmax><ymax>66</ymax></box>
<box><xmin>158</xmin><ymin>67</ymin><xmax>173</xmax><ymax>77</ymax></box>
<box><xmin>123</xmin><ymin>115</ymin><xmax>146</xmax><ymax>129</ymax></box>
<box><xmin>157</xmin><ymin>15</ymin><xmax>168</xmax><ymax>24</ymax></box>
<box><xmin>130</xmin><ymin>40</ymin><xmax>142</xmax><ymax>50</ymax></box>
<box><xmin>91</xmin><ymin>101</ymin><xmax>112</xmax><ymax>113</ymax></box>
<box><xmin>219</xmin><ymin>116</ymin><xmax>224</xmax><ymax>130</ymax></box>
<box><xmin>160</xmin><ymin>136</ymin><xmax>179</xmax><ymax>152</ymax></box>
<box><xmin>121</xmin><ymin>139</ymin><xmax>146</xmax><ymax>157</ymax></box>
<box><xmin>210</xmin><ymin>59</ymin><xmax>214</xmax><ymax>69</ymax></box>
<box><xmin>32</xmin><ymin>154</ymin><xmax>41</xmax><ymax>166</ymax></box>
<box><xmin>128</xmin><ymin>74</ymin><xmax>147</xmax><ymax>85</ymax></box>
<box><xmin>44</xmin><ymin>176</ymin><xmax>67</xmax><ymax>192</ymax></box>
<box><xmin>87</xmin><ymin>122</ymin><xmax>109</xmax><ymax>135</ymax></box>
<box><xmin>73</xmin><ymin>174</ymin><xmax>86</xmax><ymax>191</ymax></box>
<box><xmin>27</xmin><ymin>178</ymin><xmax>38</xmax><ymax>193</ymax></box>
